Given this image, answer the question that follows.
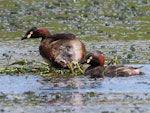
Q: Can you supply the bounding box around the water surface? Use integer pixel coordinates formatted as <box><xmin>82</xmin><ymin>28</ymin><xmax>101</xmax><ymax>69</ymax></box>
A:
<box><xmin>0</xmin><ymin>0</ymin><xmax>150</xmax><ymax>112</ymax></box>
<box><xmin>0</xmin><ymin>65</ymin><xmax>150</xmax><ymax>113</ymax></box>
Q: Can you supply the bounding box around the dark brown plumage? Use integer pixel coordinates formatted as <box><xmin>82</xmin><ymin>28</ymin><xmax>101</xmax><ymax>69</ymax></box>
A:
<box><xmin>21</xmin><ymin>27</ymin><xmax>86</xmax><ymax>69</ymax></box>
<box><xmin>82</xmin><ymin>53</ymin><xmax>143</xmax><ymax>78</ymax></box>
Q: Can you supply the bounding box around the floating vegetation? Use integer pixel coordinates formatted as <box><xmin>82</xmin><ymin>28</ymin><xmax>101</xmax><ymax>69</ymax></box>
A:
<box><xmin>88</xmin><ymin>92</ymin><xmax>95</xmax><ymax>97</ymax></box>
<box><xmin>0</xmin><ymin>59</ymin><xmax>84</xmax><ymax>78</ymax></box>
<box><xmin>55</xmin><ymin>94</ymin><xmax>61</xmax><ymax>100</ymax></box>
<box><xmin>0</xmin><ymin>1</ymin><xmax>150</xmax><ymax>112</ymax></box>
<box><xmin>0</xmin><ymin>0</ymin><xmax>149</xmax><ymax>40</ymax></box>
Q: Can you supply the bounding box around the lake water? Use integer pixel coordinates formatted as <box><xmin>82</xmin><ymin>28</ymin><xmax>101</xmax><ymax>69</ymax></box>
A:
<box><xmin>0</xmin><ymin>64</ymin><xmax>150</xmax><ymax>113</ymax></box>
<box><xmin>0</xmin><ymin>0</ymin><xmax>150</xmax><ymax>113</ymax></box>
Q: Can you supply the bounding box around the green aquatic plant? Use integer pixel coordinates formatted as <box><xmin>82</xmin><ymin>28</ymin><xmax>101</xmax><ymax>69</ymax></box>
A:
<box><xmin>8</xmin><ymin>59</ymin><xmax>28</xmax><ymax>66</ymax></box>
<box><xmin>67</xmin><ymin>61</ymin><xmax>84</xmax><ymax>75</ymax></box>
<box><xmin>88</xmin><ymin>92</ymin><xmax>95</xmax><ymax>97</ymax></box>
<box><xmin>55</xmin><ymin>94</ymin><xmax>61</xmax><ymax>100</ymax></box>
<box><xmin>76</xmin><ymin>62</ymin><xmax>84</xmax><ymax>74</ymax></box>
<box><xmin>67</xmin><ymin>61</ymin><xmax>74</xmax><ymax>74</ymax></box>
<box><xmin>127</xmin><ymin>54</ymin><xmax>133</xmax><ymax>59</ymax></box>
<box><xmin>114</xmin><ymin>56</ymin><xmax>118</xmax><ymax>65</ymax></box>
<box><xmin>130</xmin><ymin>45</ymin><xmax>136</xmax><ymax>52</ymax></box>
<box><xmin>107</xmin><ymin>56</ymin><xmax>118</xmax><ymax>65</ymax></box>
<box><xmin>0</xmin><ymin>59</ymin><xmax>84</xmax><ymax>77</ymax></box>
<box><xmin>0</xmin><ymin>93</ymin><xmax>7</xmax><ymax>101</ymax></box>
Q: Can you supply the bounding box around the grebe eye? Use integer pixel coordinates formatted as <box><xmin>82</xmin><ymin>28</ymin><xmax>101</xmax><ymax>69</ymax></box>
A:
<box><xmin>89</xmin><ymin>56</ymin><xmax>93</xmax><ymax>60</ymax></box>
<box><xmin>27</xmin><ymin>31</ymin><xmax>33</xmax><ymax>39</ymax></box>
<box><xmin>87</xmin><ymin>56</ymin><xmax>93</xmax><ymax>63</ymax></box>
<box><xmin>30</xmin><ymin>31</ymin><xmax>33</xmax><ymax>34</ymax></box>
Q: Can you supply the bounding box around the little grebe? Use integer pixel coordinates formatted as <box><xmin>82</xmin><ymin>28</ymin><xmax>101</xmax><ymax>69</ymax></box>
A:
<box><xmin>21</xmin><ymin>27</ymin><xmax>86</xmax><ymax>69</ymax></box>
<box><xmin>82</xmin><ymin>53</ymin><xmax>143</xmax><ymax>78</ymax></box>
